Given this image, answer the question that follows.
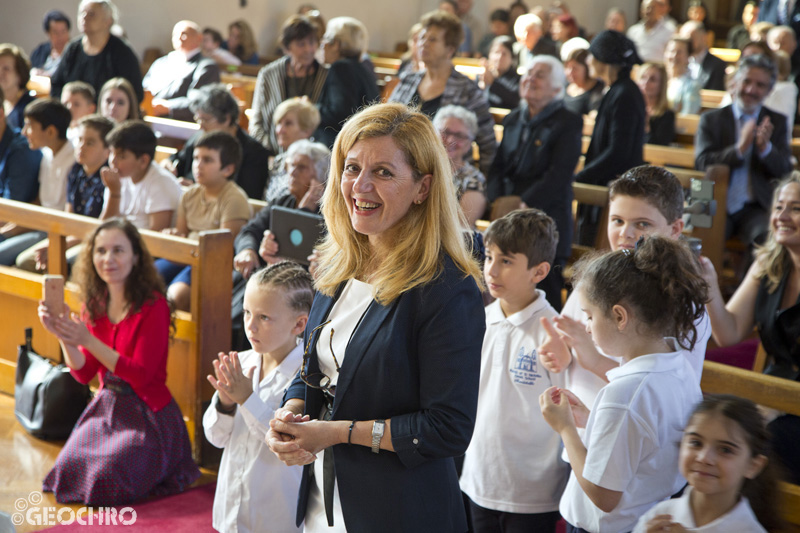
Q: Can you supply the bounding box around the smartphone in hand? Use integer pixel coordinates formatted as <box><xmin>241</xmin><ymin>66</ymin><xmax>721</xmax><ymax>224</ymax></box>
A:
<box><xmin>43</xmin><ymin>275</ymin><xmax>65</xmax><ymax>317</ymax></box>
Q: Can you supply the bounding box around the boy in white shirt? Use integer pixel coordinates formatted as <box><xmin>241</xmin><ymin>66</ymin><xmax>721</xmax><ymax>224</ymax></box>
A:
<box><xmin>460</xmin><ymin>209</ymin><xmax>569</xmax><ymax>532</ymax></box>
<box><xmin>100</xmin><ymin>120</ymin><xmax>182</xmax><ymax>231</ymax></box>
<box><xmin>0</xmin><ymin>98</ymin><xmax>74</xmax><ymax>265</ymax></box>
<box><xmin>204</xmin><ymin>261</ymin><xmax>312</xmax><ymax>533</ymax></box>
<box><xmin>539</xmin><ymin>165</ymin><xmax>711</xmax><ymax>411</ymax></box>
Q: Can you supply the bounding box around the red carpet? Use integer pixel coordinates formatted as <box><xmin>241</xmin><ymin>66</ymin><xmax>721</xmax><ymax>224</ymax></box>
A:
<box><xmin>37</xmin><ymin>483</ymin><xmax>216</xmax><ymax>532</ymax></box>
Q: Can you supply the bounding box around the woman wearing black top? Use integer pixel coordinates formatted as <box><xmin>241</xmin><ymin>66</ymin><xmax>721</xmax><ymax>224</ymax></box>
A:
<box><xmin>481</xmin><ymin>36</ymin><xmax>520</xmax><ymax>109</ymax></box>
<box><xmin>563</xmin><ymin>48</ymin><xmax>604</xmax><ymax>116</ymax></box>
<box><xmin>636</xmin><ymin>62</ymin><xmax>675</xmax><ymax>146</ymax></box>
<box><xmin>575</xmin><ymin>30</ymin><xmax>645</xmax><ymax>244</ymax></box>
<box><xmin>315</xmin><ymin>17</ymin><xmax>380</xmax><ymax>148</ymax></box>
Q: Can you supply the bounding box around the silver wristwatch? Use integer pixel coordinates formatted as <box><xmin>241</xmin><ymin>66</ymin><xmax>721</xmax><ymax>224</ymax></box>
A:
<box><xmin>371</xmin><ymin>419</ymin><xmax>385</xmax><ymax>454</ymax></box>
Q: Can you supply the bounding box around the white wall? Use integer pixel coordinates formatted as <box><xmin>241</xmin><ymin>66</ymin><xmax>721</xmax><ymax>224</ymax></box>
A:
<box><xmin>3</xmin><ymin>0</ymin><xmax>638</xmax><ymax>61</ymax></box>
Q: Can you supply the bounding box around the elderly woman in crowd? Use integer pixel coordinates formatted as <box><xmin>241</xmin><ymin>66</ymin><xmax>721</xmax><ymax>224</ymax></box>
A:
<box><xmin>50</xmin><ymin>0</ymin><xmax>142</xmax><ymax>103</ymax></box>
<box><xmin>266</xmin><ymin>102</ymin><xmax>484</xmax><ymax>532</ymax></box>
<box><xmin>316</xmin><ymin>17</ymin><xmax>379</xmax><ymax>148</ymax></box>
<box><xmin>432</xmin><ymin>105</ymin><xmax>487</xmax><ymax>229</ymax></box>
<box><xmin>563</xmin><ymin>47</ymin><xmax>604</xmax><ymax>116</ymax></box>
<box><xmin>167</xmin><ymin>84</ymin><xmax>270</xmax><ymax>199</ymax></box>
<box><xmin>487</xmin><ymin>55</ymin><xmax>582</xmax><ymax>311</ymax></box>
<box><xmin>637</xmin><ymin>62</ymin><xmax>676</xmax><ymax>146</ymax></box>
<box><xmin>575</xmin><ymin>30</ymin><xmax>645</xmax><ymax>243</ymax></box>
<box><xmin>97</xmin><ymin>77</ymin><xmax>139</xmax><ymax>123</ymax></box>
<box><xmin>664</xmin><ymin>36</ymin><xmax>701</xmax><ymax>114</ymax></box>
<box><xmin>264</xmin><ymin>97</ymin><xmax>321</xmax><ymax>203</ymax></box>
<box><xmin>249</xmin><ymin>15</ymin><xmax>328</xmax><ymax>155</ymax></box>
<box><xmin>700</xmin><ymin>173</ymin><xmax>800</xmax><ymax>484</ymax></box>
<box><xmin>481</xmin><ymin>36</ymin><xmax>520</xmax><ymax>109</ymax></box>
<box><xmin>0</xmin><ymin>44</ymin><xmax>35</xmax><ymax>130</ymax></box>
<box><xmin>389</xmin><ymin>10</ymin><xmax>496</xmax><ymax>174</ymax></box>
<box><xmin>223</xmin><ymin>20</ymin><xmax>259</xmax><ymax>65</ymax></box>
<box><xmin>231</xmin><ymin>139</ymin><xmax>330</xmax><ymax>349</ymax></box>
<box><xmin>30</xmin><ymin>10</ymin><xmax>72</xmax><ymax>76</ymax></box>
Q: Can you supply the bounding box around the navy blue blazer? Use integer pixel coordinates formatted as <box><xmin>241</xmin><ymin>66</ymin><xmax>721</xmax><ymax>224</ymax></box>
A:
<box><xmin>284</xmin><ymin>255</ymin><xmax>484</xmax><ymax>532</ymax></box>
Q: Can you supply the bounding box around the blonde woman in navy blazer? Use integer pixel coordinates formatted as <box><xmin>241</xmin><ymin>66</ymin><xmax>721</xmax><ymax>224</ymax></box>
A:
<box><xmin>265</xmin><ymin>102</ymin><xmax>485</xmax><ymax>532</ymax></box>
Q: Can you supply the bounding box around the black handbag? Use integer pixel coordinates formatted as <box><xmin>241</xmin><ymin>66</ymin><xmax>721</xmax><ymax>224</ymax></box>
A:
<box><xmin>14</xmin><ymin>327</ymin><xmax>92</xmax><ymax>440</ymax></box>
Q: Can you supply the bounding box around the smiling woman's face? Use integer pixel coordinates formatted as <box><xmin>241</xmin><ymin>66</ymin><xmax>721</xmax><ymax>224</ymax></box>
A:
<box><xmin>340</xmin><ymin>135</ymin><xmax>431</xmax><ymax>250</ymax></box>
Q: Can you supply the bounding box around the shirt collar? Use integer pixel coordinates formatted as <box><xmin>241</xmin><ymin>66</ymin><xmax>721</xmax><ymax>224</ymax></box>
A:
<box><xmin>732</xmin><ymin>101</ymin><xmax>761</xmax><ymax>122</ymax></box>
<box><xmin>276</xmin><ymin>342</ymin><xmax>304</xmax><ymax>380</ymax></box>
<box><xmin>486</xmin><ymin>290</ymin><xmax>549</xmax><ymax>326</ymax></box>
<box><xmin>605</xmin><ymin>337</ymin><xmax>684</xmax><ymax>381</ymax></box>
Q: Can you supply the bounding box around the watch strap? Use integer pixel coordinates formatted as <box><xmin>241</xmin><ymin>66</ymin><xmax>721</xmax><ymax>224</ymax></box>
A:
<box><xmin>371</xmin><ymin>419</ymin><xmax>385</xmax><ymax>454</ymax></box>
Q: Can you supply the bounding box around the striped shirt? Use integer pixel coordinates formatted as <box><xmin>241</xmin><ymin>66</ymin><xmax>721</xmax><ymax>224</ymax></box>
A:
<box><xmin>249</xmin><ymin>56</ymin><xmax>328</xmax><ymax>155</ymax></box>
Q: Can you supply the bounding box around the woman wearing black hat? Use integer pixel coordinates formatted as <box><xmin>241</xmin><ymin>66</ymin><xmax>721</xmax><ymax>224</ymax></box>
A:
<box><xmin>575</xmin><ymin>30</ymin><xmax>646</xmax><ymax>243</ymax></box>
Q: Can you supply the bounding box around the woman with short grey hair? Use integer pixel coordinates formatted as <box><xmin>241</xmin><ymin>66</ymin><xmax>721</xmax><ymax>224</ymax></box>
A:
<box><xmin>433</xmin><ymin>105</ymin><xmax>487</xmax><ymax>228</ymax></box>
<box><xmin>167</xmin><ymin>83</ymin><xmax>270</xmax><ymax>199</ymax></box>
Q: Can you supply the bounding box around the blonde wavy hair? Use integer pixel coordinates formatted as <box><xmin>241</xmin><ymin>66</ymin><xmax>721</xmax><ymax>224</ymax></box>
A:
<box><xmin>755</xmin><ymin>172</ymin><xmax>800</xmax><ymax>293</ymax></box>
<box><xmin>314</xmin><ymin>102</ymin><xmax>483</xmax><ymax>304</ymax></box>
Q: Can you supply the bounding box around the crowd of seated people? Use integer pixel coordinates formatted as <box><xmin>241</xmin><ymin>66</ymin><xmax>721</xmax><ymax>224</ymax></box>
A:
<box><xmin>5</xmin><ymin>1</ymin><xmax>800</xmax><ymax>531</ymax></box>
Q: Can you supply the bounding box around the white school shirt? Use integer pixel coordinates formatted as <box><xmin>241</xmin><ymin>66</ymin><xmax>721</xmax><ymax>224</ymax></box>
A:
<box><xmin>460</xmin><ymin>293</ymin><xmax>569</xmax><ymax>513</ymax></box>
<box><xmin>203</xmin><ymin>347</ymin><xmax>304</xmax><ymax>533</ymax></box>
<box><xmin>305</xmin><ymin>278</ymin><xmax>374</xmax><ymax>533</ymax></box>
<box><xmin>559</xmin><ymin>339</ymin><xmax>703</xmax><ymax>533</ymax></box>
<box><xmin>105</xmin><ymin>163</ymin><xmax>182</xmax><ymax>229</ymax></box>
<box><xmin>561</xmin><ymin>291</ymin><xmax>710</xmax><ymax>411</ymax></box>
<box><xmin>38</xmin><ymin>142</ymin><xmax>75</xmax><ymax>210</ymax></box>
<box><xmin>633</xmin><ymin>487</ymin><xmax>766</xmax><ymax>533</ymax></box>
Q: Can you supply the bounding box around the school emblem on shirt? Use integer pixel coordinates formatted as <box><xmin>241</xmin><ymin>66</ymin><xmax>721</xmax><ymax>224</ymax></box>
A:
<box><xmin>510</xmin><ymin>346</ymin><xmax>543</xmax><ymax>385</ymax></box>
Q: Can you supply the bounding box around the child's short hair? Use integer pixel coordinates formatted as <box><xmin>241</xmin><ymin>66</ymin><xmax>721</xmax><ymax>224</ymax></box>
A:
<box><xmin>248</xmin><ymin>261</ymin><xmax>314</xmax><ymax>314</ymax></box>
<box><xmin>23</xmin><ymin>98</ymin><xmax>72</xmax><ymax>140</ymax></box>
<box><xmin>62</xmin><ymin>81</ymin><xmax>96</xmax><ymax>104</ymax></box>
<box><xmin>77</xmin><ymin>114</ymin><xmax>115</xmax><ymax>147</ymax></box>
<box><xmin>194</xmin><ymin>131</ymin><xmax>242</xmax><ymax>179</ymax></box>
<box><xmin>609</xmin><ymin>165</ymin><xmax>684</xmax><ymax>223</ymax></box>
<box><xmin>106</xmin><ymin>120</ymin><xmax>156</xmax><ymax>161</ymax></box>
<box><xmin>485</xmin><ymin>209</ymin><xmax>558</xmax><ymax>267</ymax></box>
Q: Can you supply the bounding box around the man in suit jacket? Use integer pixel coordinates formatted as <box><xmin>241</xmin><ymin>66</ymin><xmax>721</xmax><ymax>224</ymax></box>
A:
<box><xmin>143</xmin><ymin>21</ymin><xmax>221</xmax><ymax>122</ymax></box>
<box><xmin>695</xmin><ymin>54</ymin><xmax>793</xmax><ymax>248</ymax></box>
<box><xmin>680</xmin><ymin>21</ymin><xmax>727</xmax><ymax>90</ymax></box>
<box><xmin>487</xmin><ymin>56</ymin><xmax>582</xmax><ymax>311</ymax></box>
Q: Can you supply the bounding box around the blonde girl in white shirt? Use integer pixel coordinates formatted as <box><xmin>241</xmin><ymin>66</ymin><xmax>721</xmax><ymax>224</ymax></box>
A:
<box><xmin>635</xmin><ymin>394</ymin><xmax>782</xmax><ymax>533</ymax></box>
<box><xmin>204</xmin><ymin>261</ymin><xmax>313</xmax><ymax>533</ymax></box>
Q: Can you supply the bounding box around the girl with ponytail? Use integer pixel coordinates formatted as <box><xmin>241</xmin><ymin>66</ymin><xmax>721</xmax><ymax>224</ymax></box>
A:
<box><xmin>540</xmin><ymin>236</ymin><xmax>710</xmax><ymax>533</ymax></box>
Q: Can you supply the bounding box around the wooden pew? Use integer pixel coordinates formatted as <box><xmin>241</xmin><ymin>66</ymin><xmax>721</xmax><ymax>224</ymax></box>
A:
<box><xmin>577</xmin><ymin>137</ymin><xmax>697</xmax><ymax>169</ymax></box>
<box><xmin>709</xmin><ymin>47</ymin><xmax>741</xmax><ymax>64</ymax></box>
<box><xmin>701</xmin><ymin>89</ymin><xmax>727</xmax><ymax>110</ymax></box>
<box><xmin>28</xmin><ymin>75</ymin><xmax>51</xmax><ymax>98</ymax></box>
<box><xmin>700</xmin><ymin>360</ymin><xmax>800</xmax><ymax>528</ymax></box>
<box><xmin>581</xmin><ymin>113</ymin><xmax>701</xmax><ymax>146</ymax></box>
<box><xmin>0</xmin><ymin>200</ymin><xmax>233</xmax><ymax>464</ymax></box>
<box><xmin>144</xmin><ymin>115</ymin><xmax>200</xmax><ymax>151</ymax></box>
